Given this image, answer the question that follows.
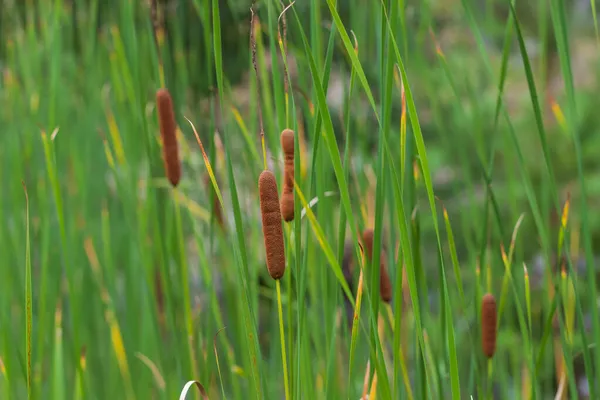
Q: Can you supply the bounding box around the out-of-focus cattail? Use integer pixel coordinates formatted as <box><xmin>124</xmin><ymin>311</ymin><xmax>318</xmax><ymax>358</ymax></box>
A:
<box><xmin>481</xmin><ymin>293</ymin><xmax>497</xmax><ymax>359</ymax></box>
<box><xmin>362</xmin><ymin>229</ymin><xmax>393</xmax><ymax>303</ymax></box>
<box><xmin>280</xmin><ymin>129</ymin><xmax>295</xmax><ymax>222</ymax></box>
<box><xmin>361</xmin><ymin>229</ymin><xmax>375</xmax><ymax>263</ymax></box>
<box><xmin>379</xmin><ymin>259</ymin><xmax>392</xmax><ymax>303</ymax></box>
<box><xmin>156</xmin><ymin>88</ymin><xmax>181</xmax><ymax>187</ymax></box>
<box><xmin>259</xmin><ymin>170</ymin><xmax>286</xmax><ymax>280</ymax></box>
<box><xmin>342</xmin><ymin>240</ymin><xmax>355</xmax><ymax>288</ymax></box>
<box><xmin>204</xmin><ymin>174</ymin><xmax>225</xmax><ymax>230</ymax></box>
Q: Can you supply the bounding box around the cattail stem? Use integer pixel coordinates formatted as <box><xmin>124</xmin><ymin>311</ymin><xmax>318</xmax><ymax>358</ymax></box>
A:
<box><xmin>173</xmin><ymin>191</ymin><xmax>198</xmax><ymax>382</ymax></box>
<box><xmin>486</xmin><ymin>359</ymin><xmax>493</xmax><ymax>400</ymax></box>
<box><xmin>149</xmin><ymin>0</ymin><xmax>165</xmax><ymax>88</ymax></box>
<box><xmin>158</xmin><ymin>63</ymin><xmax>165</xmax><ymax>90</ymax></box>
<box><xmin>276</xmin><ymin>280</ymin><xmax>290</xmax><ymax>400</ymax></box>
<box><xmin>261</xmin><ymin>136</ymin><xmax>268</xmax><ymax>171</ymax></box>
<box><xmin>250</xmin><ymin>5</ymin><xmax>267</xmax><ymax>172</ymax></box>
<box><xmin>277</xmin><ymin>5</ymin><xmax>291</xmax><ymax>128</ymax></box>
<box><xmin>284</xmin><ymin>224</ymin><xmax>294</xmax><ymax>391</ymax></box>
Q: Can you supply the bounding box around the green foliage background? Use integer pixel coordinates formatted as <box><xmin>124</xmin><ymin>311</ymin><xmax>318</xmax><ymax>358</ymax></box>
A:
<box><xmin>1</xmin><ymin>0</ymin><xmax>600</xmax><ymax>399</ymax></box>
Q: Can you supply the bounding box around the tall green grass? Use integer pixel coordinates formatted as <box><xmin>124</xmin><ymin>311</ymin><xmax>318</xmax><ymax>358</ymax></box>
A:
<box><xmin>1</xmin><ymin>0</ymin><xmax>600</xmax><ymax>399</ymax></box>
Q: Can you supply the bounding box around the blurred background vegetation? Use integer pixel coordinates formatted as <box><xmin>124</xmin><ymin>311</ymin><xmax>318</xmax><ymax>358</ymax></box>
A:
<box><xmin>1</xmin><ymin>0</ymin><xmax>600</xmax><ymax>399</ymax></box>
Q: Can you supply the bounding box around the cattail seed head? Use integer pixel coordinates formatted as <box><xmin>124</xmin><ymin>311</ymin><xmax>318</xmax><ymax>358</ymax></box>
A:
<box><xmin>279</xmin><ymin>192</ymin><xmax>294</xmax><ymax>223</ymax></box>
<box><xmin>280</xmin><ymin>129</ymin><xmax>295</xmax><ymax>222</ymax></box>
<box><xmin>156</xmin><ymin>88</ymin><xmax>181</xmax><ymax>187</ymax></box>
<box><xmin>280</xmin><ymin>128</ymin><xmax>295</xmax><ymax>156</ymax></box>
<box><xmin>259</xmin><ymin>170</ymin><xmax>286</xmax><ymax>280</ymax></box>
<box><xmin>481</xmin><ymin>293</ymin><xmax>497</xmax><ymax>359</ymax></box>
<box><xmin>361</xmin><ymin>229</ymin><xmax>393</xmax><ymax>303</ymax></box>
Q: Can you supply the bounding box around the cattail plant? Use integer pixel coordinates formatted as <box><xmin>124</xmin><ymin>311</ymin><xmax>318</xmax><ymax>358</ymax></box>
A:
<box><xmin>258</xmin><ymin>170</ymin><xmax>286</xmax><ymax>280</ymax></box>
<box><xmin>279</xmin><ymin>129</ymin><xmax>295</xmax><ymax>222</ymax></box>
<box><xmin>481</xmin><ymin>293</ymin><xmax>497</xmax><ymax>359</ymax></box>
<box><xmin>156</xmin><ymin>88</ymin><xmax>181</xmax><ymax>187</ymax></box>
<box><xmin>361</xmin><ymin>229</ymin><xmax>394</xmax><ymax>399</ymax></box>
<box><xmin>361</xmin><ymin>229</ymin><xmax>393</xmax><ymax>303</ymax></box>
<box><xmin>258</xmin><ymin>168</ymin><xmax>290</xmax><ymax>400</ymax></box>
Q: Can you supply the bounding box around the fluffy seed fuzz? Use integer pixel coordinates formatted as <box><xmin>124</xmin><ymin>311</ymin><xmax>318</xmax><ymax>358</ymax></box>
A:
<box><xmin>280</xmin><ymin>129</ymin><xmax>295</xmax><ymax>222</ymax></box>
<box><xmin>259</xmin><ymin>170</ymin><xmax>286</xmax><ymax>280</ymax></box>
<box><xmin>156</xmin><ymin>88</ymin><xmax>181</xmax><ymax>187</ymax></box>
<box><xmin>361</xmin><ymin>229</ymin><xmax>393</xmax><ymax>303</ymax></box>
<box><xmin>481</xmin><ymin>293</ymin><xmax>497</xmax><ymax>359</ymax></box>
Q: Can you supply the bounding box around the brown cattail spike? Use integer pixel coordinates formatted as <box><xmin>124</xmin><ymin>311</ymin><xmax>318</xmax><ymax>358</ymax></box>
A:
<box><xmin>259</xmin><ymin>170</ymin><xmax>286</xmax><ymax>280</ymax></box>
<box><xmin>280</xmin><ymin>129</ymin><xmax>295</xmax><ymax>222</ymax></box>
<box><xmin>156</xmin><ymin>88</ymin><xmax>181</xmax><ymax>187</ymax></box>
<box><xmin>361</xmin><ymin>229</ymin><xmax>393</xmax><ymax>303</ymax></box>
<box><xmin>481</xmin><ymin>293</ymin><xmax>497</xmax><ymax>359</ymax></box>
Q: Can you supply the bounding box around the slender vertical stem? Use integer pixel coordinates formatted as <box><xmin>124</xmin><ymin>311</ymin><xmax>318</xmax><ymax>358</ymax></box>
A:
<box><xmin>174</xmin><ymin>190</ymin><xmax>197</xmax><ymax>382</ymax></box>
<box><xmin>23</xmin><ymin>183</ymin><xmax>32</xmax><ymax>400</ymax></box>
<box><xmin>277</xmin><ymin>280</ymin><xmax>291</xmax><ymax>400</ymax></box>
<box><xmin>486</xmin><ymin>359</ymin><xmax>493</xmax><ymax>400</ymax></box>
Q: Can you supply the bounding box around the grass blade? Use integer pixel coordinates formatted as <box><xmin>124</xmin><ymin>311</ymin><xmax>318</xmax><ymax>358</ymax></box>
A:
<box><xmin>22</xmin><ymin>182</ymin><xmax>32</xmax><ymax>400</ymax></box>
<box><xmin>549</xmin><ymin>0</ymin><xmax>600</xmax><ymax>391</ymax></box>
<box><xmin>179</xmin><ymin>381</ymin><xmax>209</xmax><ymax>400</ymax></box>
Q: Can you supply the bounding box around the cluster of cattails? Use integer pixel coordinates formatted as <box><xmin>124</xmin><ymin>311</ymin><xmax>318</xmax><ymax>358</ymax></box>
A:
<box><xmin>155</xmin><ymin>83</ymin><xmax>509</xmax><ymax>387</ymax></box>
<box><xmin>361</xmin><ymin>229</ymin><xmax>393</xmax><ymax>303</ymax></box>
<box><xmin>156</xmin><ymin>86</ymin><xmax>502</xmax><ymax>365</ymax></box>
<box><xmin>257</xmin><ymin>128</ymin><xmax>298</xmax><ymax>280</ymax></box>
<box><xmin>156</xmin><ymin>88</ymin><xmax>181</xmax><ymax>187</ymax></box>
<box><xmin>481</xmin><ymin>293</ymin><xmax>497</xmax><ymax>359</ymax></box>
